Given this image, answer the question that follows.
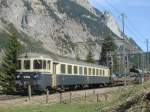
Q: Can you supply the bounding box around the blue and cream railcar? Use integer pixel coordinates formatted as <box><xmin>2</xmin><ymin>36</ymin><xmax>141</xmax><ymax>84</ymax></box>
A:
<box><xmin>16</xmin><ymin>53</ymin><xmax>111</xmax><ymax>92</ymax></box>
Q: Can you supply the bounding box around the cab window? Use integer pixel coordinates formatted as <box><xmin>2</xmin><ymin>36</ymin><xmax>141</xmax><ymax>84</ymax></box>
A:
<box><xmin>17</xmin><ymin>60</ymin><xmax>21</xmax><ymax>70</ymax></box>
<box><xmin>24</xmin><ymin>60</ymin><xmax>30</xmax><ymax>70</ymax></box>
<box><xmin>34</xmin><ymin>60</ymin><xmax>42</xmax><ymax>69</ymax></box>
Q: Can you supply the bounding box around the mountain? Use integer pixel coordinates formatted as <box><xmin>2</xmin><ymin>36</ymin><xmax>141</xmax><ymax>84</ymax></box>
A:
<box><xmin>0</xmin><ymin>0</ymin><xmax>142</xmax><ymax>60</ymax></box>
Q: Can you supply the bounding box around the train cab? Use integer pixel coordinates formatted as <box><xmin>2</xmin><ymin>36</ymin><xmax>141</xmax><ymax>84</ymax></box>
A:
<box><xmin>16</xmin><ymin>53</ymin><xmax>54</xmax><ymax>92</ymax></box>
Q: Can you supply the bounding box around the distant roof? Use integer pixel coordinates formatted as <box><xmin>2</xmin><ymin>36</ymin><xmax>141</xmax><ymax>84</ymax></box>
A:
<box><xmin>19</xmin><ymin>53</ymin><xmax>108</xmax><ymax>69</ymax></box>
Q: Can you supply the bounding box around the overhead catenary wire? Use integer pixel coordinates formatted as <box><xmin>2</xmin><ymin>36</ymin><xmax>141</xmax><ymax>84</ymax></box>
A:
<box><xmin>104</xmin><ymin>0</ymin><xmax>148</xmax><ymax>51</ymax></box>
<box><xmin>125</xmin><ymin>23</ymin><xmax>145</xmax><ymax>44</ymax></box>
<box><xmin>99</xmin><ymin>2</ymin><xmax>142</xmax><ymax>52</ymax></box>
<box><xmin>127</xmin><ymin>18</ymin><xmax>149</xmax><ymax>40</ymax></box>
<box><xmin>105</xmin><ymin>0</ymin><xmax>148</xmax><ymax>39</ymax></box>
<box><xmin>103</xmin><ymin>0</ymin><xmax>149</xmax><ymax>74</ymax></box>
<box><xmin>105</xmin><ymin>0</ymin><xmax>121</xmax><ymax>14</ymax></box>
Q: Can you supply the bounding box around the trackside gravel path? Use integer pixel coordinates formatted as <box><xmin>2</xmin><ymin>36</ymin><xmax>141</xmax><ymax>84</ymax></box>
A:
<box><xmin>0</xmin><ymin>87</ymin><xmax>121</xmax><ymax>107</ymax></box>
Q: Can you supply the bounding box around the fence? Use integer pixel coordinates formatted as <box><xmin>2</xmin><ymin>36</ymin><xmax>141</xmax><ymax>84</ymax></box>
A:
<box><xmin>26</xmin><ymin>88</ymin><xmax>111</xmax><ymax>104</ymax></box>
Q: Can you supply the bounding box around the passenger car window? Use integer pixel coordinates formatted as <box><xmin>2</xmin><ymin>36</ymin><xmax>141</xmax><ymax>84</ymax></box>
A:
<box><xmin>100</xmin><ymin>69</ymin><xmax>102</xmax><ymax>76</ymax></box>
<box><xmin>103</xmin><ymin>70</ymin><xmax>105</xmax><ymax>76</ymax></box>
<box><xmin>88</xmin><ymin>68</ymin><xmax>91</xmax><ymax>75</ymax></box>
<box><xmin>93</xmin><ymin>68</ymin><xmax>95</xmax><ymax>75</ymax></box>
<box><xmin>24</xmin><ymin>60</ymin><xmax>30</xmax><ymax>70</ymax></box>
<box><xmin>96</xmin><ymin>69</ymin><xmax>98</xmax><ymax>75</ymax></box>
<box><xmin>79</xmin><ymin>67</ymin><xmax>83</xmax><ymax>75</ymax></box>
<box><xmin>68</xmin><ymin>65</ymin><xmax>72</xmax><ymax>74</ymax></box>
<box><xmin>84</xmin><ymin>67</ymin><xmax>87</xmax><ymax>75</ymax></box>
<box><xmin>61</xmin><ymin>64</ymin><xmax>66</xmax><ymax>74</ymax></box>
<box><xmin>74</xmin><ymin>66</ymin><xmax>78</xmax><ymax>74</ymax></box>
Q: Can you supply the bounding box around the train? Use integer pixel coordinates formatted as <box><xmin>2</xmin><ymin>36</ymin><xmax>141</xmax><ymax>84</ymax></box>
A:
<box><xmin>15</xmin><ymin>53</ymin><xmax>111</xmax><ymax>92</ymax></box>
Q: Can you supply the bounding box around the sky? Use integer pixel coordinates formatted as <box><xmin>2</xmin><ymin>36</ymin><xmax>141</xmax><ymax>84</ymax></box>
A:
<box><xmin>90</xmin><ymin>0</ymin><xmax>150</xmax><ymax>52</ymax></box>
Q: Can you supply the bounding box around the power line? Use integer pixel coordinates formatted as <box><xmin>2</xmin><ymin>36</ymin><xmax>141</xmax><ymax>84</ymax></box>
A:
<box><xmin>104</xmin><ymin>0</ymin><xmax>147</xmax><ymax>51</ymax></box>
<box><xmin>105</xmin><ymin>0</ymin><xmax>121</xmax><ymax>14</ymax></box>
<box><xmin>105</xmin><ymin>0</ymin><xmax>148</xmax><ymax>39</ymax></box>
<box><xmin>92</xmin><ymin>0</ymin><xmax>107</xmax><ymax>11</ymax></box>
<box><xmin>125</xmin><ymin>23</ymin><xmax>145</xmax><ymax>44</ymax></box>
<box><xmin>97</xmin><ymin>1</ymin><xmax>143</xmax><ymax>50</ymax></box>
<box><xmin>126</xmin><ymin>18</ymin><xmax>148</xmax><ymax>40</ymax></box>
<box><xmin>102</xmin><ymin>0</ymin><xmax>147</xmax><ymax>46</ymax></box>
<box><xmin>146</xmin><ymin>39</ymin><xmax>149</xmax><ymax>71</ymax></box>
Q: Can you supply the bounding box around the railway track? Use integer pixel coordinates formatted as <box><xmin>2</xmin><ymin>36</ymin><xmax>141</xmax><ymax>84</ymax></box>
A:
<box><xmin>0</xmin><ymin>95</ymin><xmax>25</xmax><ymax>101</ymax></box>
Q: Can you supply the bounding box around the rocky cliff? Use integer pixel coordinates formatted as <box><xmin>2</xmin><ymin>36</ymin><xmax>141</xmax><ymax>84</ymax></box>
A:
<box><xmin>103</xmin><ymin>11</ymin><xmax>123</xmax><ymax>38</ymax></box>
<box><xmin>0</xmin><ymin>0</ymin><xmax>142</xmax><ymax>60</ymax></box>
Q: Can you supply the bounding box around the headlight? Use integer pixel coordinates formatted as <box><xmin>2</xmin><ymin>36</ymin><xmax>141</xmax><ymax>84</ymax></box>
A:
<box><xmin>34</xmin><ymin>75</ymin><xmax>39</xmax><ymax>79</ymax></box>
<box><xmin>17</xmin><ymin>75</ymin><xmax>20</xmax><ymax>79</ymax></box>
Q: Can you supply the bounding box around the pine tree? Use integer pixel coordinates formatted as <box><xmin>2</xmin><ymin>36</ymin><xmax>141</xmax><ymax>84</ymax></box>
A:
<box><xmin>0</xmin><ymin>33</ymin><xmax>22</xmax><ymax>92</ymax></box>
<box><xmin>86</xmin><ymin>50</ymin><xmax>95</xmax><ymax>63</ymax></box>
<box><xmin>100</xmin><ymin>35</ymin><xmax>117</xmax><ymax>66</ymax></box>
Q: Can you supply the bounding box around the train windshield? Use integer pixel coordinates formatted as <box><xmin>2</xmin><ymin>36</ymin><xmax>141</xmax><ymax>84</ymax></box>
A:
<box><xmin>33</xmin><ymin>60</ymin><xmax>51</xmax><ymax>70</ymax></box>
<box><xmin>34</xmin><ymin>60</ymin><xmax>42</xmax><ymax>69</ymax></box>
<box><xmin>24</xmin><ymin>60</ymin><xmax>30</xmax><ymax>70</ymax></box>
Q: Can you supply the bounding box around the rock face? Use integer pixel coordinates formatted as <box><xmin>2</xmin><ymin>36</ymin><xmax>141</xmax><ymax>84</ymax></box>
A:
<box><xmin>103</xmin><ymin>11</ymin><xmax>123</xmax><ymax>38</ymax></box>
<box><xmin>0</xmin><ymin>0</ymin><xmax>141</xmax><ymax>60</ymax></box>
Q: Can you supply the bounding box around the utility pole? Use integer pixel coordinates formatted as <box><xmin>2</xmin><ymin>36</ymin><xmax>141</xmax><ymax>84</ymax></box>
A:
<box><xmin>146</xmin><ymin>39</ymin><xmax>149</xmax><ymax>71</ymax></box>
<box><xmin>141</xmin><ymin>52</ymin><xmax>145</xmax><ymax>84</ymax></box>
<box><xmin>121</xmin><ymin>13</ymin><xmax>125</xmax><ymax>39</ymax></box>
<box><xmin>121</xmin><ymin>13</ymin><xmax>127</xmax><ymax>86</ymax></box>
<box><xmin>140</xmin><ymin>39</ymin><xmax>149</xmax><ymax>84</ymax></box>
<box><xmin>107</xmin><ymin>51</ymin><xmax>113</xmax><ymax>82</ymax></box>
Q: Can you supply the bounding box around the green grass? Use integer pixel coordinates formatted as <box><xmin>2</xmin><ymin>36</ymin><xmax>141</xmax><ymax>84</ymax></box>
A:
<box><xmin>0</xmin><ymin>101</ymin><xmax>106</xmax><ymax>112</ymax></box>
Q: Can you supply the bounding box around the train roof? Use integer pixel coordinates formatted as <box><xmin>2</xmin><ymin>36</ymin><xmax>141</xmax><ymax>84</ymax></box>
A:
<box><xmin>19</xmin><ymin>53</ymin><xmax>56</xmax><ymax>59</ymax></box>
<box><xmin>19</xmin><ymin>53</ymin><xmax>109</xmax><ymax>69</ymax></box>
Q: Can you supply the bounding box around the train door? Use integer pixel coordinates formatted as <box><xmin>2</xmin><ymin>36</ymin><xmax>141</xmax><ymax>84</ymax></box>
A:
<box><xmin>52</xmin><ymin>62</ymin><xmax>58</xmax><ymax>88</ymax></box>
